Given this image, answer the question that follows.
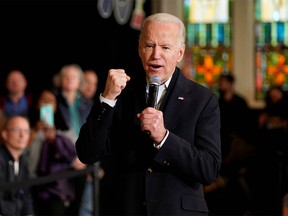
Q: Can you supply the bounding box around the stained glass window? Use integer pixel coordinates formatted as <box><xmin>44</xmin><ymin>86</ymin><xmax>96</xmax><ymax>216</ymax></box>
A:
<box><xmin>255</xmin><ymin>0</ymin><xmax>288</xmax><ymax>100</ymax></box>
<box><xmin>183</xmin><ymin>0</ymin><xmax>233</xmax><ymax>92</ymax></box>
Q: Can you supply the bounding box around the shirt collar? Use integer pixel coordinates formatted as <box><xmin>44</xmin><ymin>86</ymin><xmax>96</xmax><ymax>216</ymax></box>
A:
<box><xmin>146</xmin><ymin>76</ymin><xmax>172</xmax><ymax>89</ymax></box>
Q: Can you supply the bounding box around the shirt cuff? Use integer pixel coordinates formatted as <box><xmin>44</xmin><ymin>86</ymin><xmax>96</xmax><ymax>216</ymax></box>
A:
<box><xmin>153</xmin><ymin>130</ymin><xmax>169</xmax><ymax>150</ymax></box>
<box><xmin>99</xmin><ymin>93</ymin><xmax>117</xmax><ymax>107</ymax></box>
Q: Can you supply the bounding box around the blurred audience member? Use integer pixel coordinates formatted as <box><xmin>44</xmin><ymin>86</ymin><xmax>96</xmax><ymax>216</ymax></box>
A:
<box><xmin>0</xmin><ymin>70</ymin><xmax>33</xmax><ymax>119</ymax></box>
<box><xmin>80</xmin><ymin>69</ymin><xmax>98</xmax><ymax>102</ymax></box>
<box><xmin>51</xmin><ymin>72</ymin><xmax>61</xmax><ymax>95</ymax></box>
<box><xmin>205</xmin><ymin>74</ymin><xmax>255</xmax><ymax>216</ymax></box>
<box><xmin>26</xmin><ymin>89</ymin><xmax>86</xmax><ymax>215</ymax></box>
<box><xmin>55</xmin><ymin>64</ymin><xmax>93</xmax><ymax>215</ymax></box>
<box><xmin>258</xmin><ymin>85</ymin><xmax>288</xmax><ymax>130</ymax></box>
<box><xmin>27</xmin><ymin>89</ymin><xmax>76</xmax><ymax>177</ymax></box>
<box><xmin>252</xmin><ymin>85</ymin><xmax>288</xmax><ymax>215</ymax></box>
<box><xmin>0</xmin><ymin>110</ymin><xmax>7</xmax><ymax>144</ymax></box>
<box><xmin>0</xmin><ymin>116</ymin><xmax>34</xmax><ymax>216</ymax></box>
<box><xmin>217</xmin><ymin>74</ymin><xmax>253</xmax><ymax>158</ymax></box>
<box><xmin>55</xmin><ymin>63</ymin><xmax>92</xmax><ymax>142</ymax></box>
<box><xmin>79</xmin><ymin>69</ymin><xmax>104</xmax><ymax>216</ymax></box>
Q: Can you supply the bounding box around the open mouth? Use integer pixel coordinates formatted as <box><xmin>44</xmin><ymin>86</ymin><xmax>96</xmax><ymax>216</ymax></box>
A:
<box><xmin>150</xmin><ymin>64</ymin><xmax>162</xmax><ymax>69</ymax></box>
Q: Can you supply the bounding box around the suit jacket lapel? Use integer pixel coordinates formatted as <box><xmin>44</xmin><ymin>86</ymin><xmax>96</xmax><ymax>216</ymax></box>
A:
<box><xmin>160</xmin><ymin>69</ymin><xmax>191</xmax><ymax>130</ymax></box>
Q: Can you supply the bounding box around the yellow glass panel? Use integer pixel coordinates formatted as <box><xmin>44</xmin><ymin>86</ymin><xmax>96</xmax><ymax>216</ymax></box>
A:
<box><xmin>260</xmin><ymin>0</ymin><xmax>288</xmax><ymax>22</ymax></box>
<box><xmin>188</xmin><ymin>0</ymin><xmax>229</xmax><ymax>23</ymax></box>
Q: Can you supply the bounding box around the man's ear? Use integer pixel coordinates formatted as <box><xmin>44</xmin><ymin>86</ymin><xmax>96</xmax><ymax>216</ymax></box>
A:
<box><xmin>1</xmin><ymin>130</ymin><xmax>7</xmax><ymax>141</ymax></box>
<box><xmin>177</xmin><ymin>44</ymin><xmax>185</xmax><ymax>63</ymax></box>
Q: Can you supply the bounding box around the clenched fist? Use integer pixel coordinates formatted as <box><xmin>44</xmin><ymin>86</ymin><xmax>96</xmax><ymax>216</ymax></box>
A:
<box><xmin>103</xmin><ymin>69</ymin><xmax>131</xmax><ymax>100</ymax></box>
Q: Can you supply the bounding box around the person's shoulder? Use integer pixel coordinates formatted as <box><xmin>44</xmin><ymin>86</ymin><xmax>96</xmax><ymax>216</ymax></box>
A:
<box><xmin>186</xmin><ymin>78</ymin><xmax>216</xmax><ymax>96</ymax></box>
<box><xmin>25</xmin><ymin>93</ymin><xmax>33</xmax><ymax>104</ymax></box>
<box><xmin>0</xmin><ymin>144</ymin><xmax>9</xmax><ymax>161</ymax></box>
<box><xmin>0</xmin><ymin>144</ymin><xmax>5</xmax><ymax>153</ymax></box>
<box><xmin>0</xmin><ymin>95</ymin><xmax>8</xmax><ymax>107</ymax></box>
<box><xmin>19</xmin><ymin>151</ymin><xmax>30</xmax><ymax>165</ymax></box>
<box><xmin>233</xmin><ymin>93</ymin><xmax>248</xmax><ymax>104</ymax></box>
<box><xmin>178</xmin><ymin>69</ymin><xmax>205</xmax><ymax>88</ymax></box>
<box><xmin>175</xmin><ymin>71</ymin><xmax>218</xmax><ymax>106</ymax></box>
<box><xmin>56</xmin><ymin>129</ymin><xmax>78</xmax><ymax>145</ymax></box>
<box><xmin>55</xmin><ymin>132</ymin><xmax>74</xmax><ymax>144</ymax></box>
<box><xmin>79</xmin><ymin>94</ymin><xmax>94</xmax><ymax>107</ymax></box>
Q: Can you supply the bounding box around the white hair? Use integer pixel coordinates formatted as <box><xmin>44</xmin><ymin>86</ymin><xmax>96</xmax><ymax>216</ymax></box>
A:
<box><xmin>139</xmin><ymin>13</ymin><xmax>186</xmax><ymax>47</ymax></box>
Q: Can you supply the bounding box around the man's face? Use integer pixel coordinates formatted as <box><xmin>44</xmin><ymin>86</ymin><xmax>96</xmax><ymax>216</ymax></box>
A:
<box><xmin>81</xmin><ymin>71</ymin><xmax>98</xmax><ymax>99</ymax></box>
<box><xmin>218</xmin><ymin>78</ymin><xmax>232</xmax><ymax>95</ymax></box>
<box><xmin>6</xmin><ymin>70</ymin><xmax>27</xmax><ymax>95</ymax></box>
<box><xmin>61</xmin><ymin>67</ymin><xmax>82</xmax><ymax>92</ymax></box>
<box><xmin>138</xmin><ymin>22</ymin><xmax>185</xmax><ymax>84</ymax></box>
<box><xmin>1</xmin><ymin>116</ymin><xmax>30</xmax><ymax>152</ymax></box>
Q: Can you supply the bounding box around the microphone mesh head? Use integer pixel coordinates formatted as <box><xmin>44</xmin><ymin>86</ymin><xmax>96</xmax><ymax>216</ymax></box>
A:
<box><xmin>149</xmin><ymin>75</ymin><xmax>161</xmax><ymax>86</ymax></box>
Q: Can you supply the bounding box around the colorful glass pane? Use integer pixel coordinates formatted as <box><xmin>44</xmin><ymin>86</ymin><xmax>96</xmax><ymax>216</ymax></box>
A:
<box><xmin>183</xmin><ymin>0</ymin><xmax>232</xmax><ymax>92</ymax></box>
<box><xmin>255</xmin><ymin>48</ymin><xmax>288</xmax><ymax>100</ymax></box>
<box><xmin>184</xmin><ymin>0</ymin><xmax>229</xmax><ymax>23</ymax></box>
<box><xmin>255</xmin><ymin>0</ymin><xmax>288</xmax><ymax>22</ymax></box>
<box><xmin>255</xmin><ymin>0</ymin><xmax>288</xmax><ymax>100</ymax></box>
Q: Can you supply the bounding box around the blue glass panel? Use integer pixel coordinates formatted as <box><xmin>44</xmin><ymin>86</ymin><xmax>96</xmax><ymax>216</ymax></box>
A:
<box><xmin>277</xmin><ymin>22</ymin><xmax>285</xmax><ymax>43</ymax></box>
<box><xmin>218</xmin><ymin>23</ymin><xmax>225</xmax><ymax>45</ymax></box>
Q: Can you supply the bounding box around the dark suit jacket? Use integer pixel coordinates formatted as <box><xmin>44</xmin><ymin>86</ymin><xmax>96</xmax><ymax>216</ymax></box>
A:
<box><xmin>76</xmin><ymin>68</ymin><xmax>221</xmax><ymax>216</ymax></box>
<box><xmin>0</xmin><ymin>145</ymin><xmax>34</xmax><ymax>216</ymax></box>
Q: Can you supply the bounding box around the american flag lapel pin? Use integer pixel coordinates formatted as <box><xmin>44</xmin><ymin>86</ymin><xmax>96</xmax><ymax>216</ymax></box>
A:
<box><xmin>178</xmin><ymin>96</ymin><xmax>184</xmax><ymax>101</ymax></box>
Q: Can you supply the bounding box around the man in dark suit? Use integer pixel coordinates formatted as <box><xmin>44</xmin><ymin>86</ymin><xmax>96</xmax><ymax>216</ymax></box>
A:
<box><xmin>76</xmin><ymin>13</ymin><xmax>221</xmax><ymax>216</ymax></box>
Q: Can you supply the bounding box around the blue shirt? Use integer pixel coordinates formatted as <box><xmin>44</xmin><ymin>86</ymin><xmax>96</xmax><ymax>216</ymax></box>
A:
<box><xmin>4</xmin><ymin>95</ymin><xmax>29</xmax><ymax>117</ymax></box>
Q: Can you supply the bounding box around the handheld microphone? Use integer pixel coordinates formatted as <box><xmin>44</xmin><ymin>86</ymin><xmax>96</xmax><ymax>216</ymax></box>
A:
<box><xmin>147</xmin><ymin>75</ymin><xmax>161</xmax><ymax>108</ymax></box>
<box><xmin>144</xmin><ymin>75</ymin><xmax>161</xmax><ymax>135</ymax></box>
